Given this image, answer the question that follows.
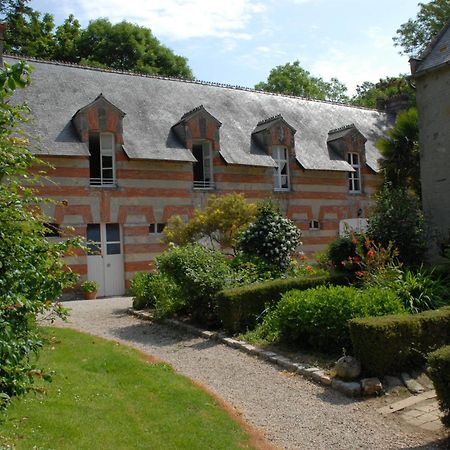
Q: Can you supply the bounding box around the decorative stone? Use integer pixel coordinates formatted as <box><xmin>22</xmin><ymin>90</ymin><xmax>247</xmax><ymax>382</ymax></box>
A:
<box><xmin>401</xmin><ymin>372</ymin><xmax>425</xmax><ymax>394</ymax></box>
<box><xmin>331</xmin><ymin>379</ymin><xmax>362</xmax><ymax>397</ymax></box>
<box><xmin>310</xmin><ymin>370</ymin><xmax>332</xmax><ymax>386</ymax></box>
<box><xmin>383</xmin><ymin>375</ymin><xmax>404</xmax><ymax>393</ymax></box>
<box><xmin>361</xmin><ymin>377</ymin><xmax>383</xmax><ymax>396</ymax></box>
<box><xmin>334</xmin><ymin>355</ymin><xmax>361</xmax><ymax>379</ymax></box>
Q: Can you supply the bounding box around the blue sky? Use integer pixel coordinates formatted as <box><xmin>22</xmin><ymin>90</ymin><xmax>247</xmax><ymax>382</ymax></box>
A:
<box><xmin>30</xmin><ymin>0</ymin><xmax>421</xmax><ymax>95</ymax></box>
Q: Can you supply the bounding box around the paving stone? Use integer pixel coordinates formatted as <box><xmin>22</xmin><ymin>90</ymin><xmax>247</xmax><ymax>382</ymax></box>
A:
<box><xmin>331</xmin><ymin>379</ymin><xmax>362</xmax><ymax>397</ymax></box>
<box><xmin>300</xmin><ymin>367</ymin><xmax>321</xmax><ymax>378</ymax></box>
<box><xmin>361</xmin><ymin>377</ymin><xmax>383</xmax><ymax>396</ymax></box>
<box><xmin>401</xmin><ymin>372</ymin><xmax>425</xmax><ymax>394</ymax></box>
<box><xmin>378</xmin><ymin>390</ymin><xmax>437</xmax><ymax>414</ymax></box>
<box><xmin>419</xmin><ymin>421</ymin><xmax>443</xmax><ymax>432</ymax></box>
<box><xmin>222</xmin><ymin>337</ymin><xmax>241</xmax><ymax>348</ymax></box>
<box><xmin>258</xmin><ymin>350</ymin><xmax>278</xmax><ymax>361</ymax></box>
<box><xmin>274</xmin><ymin>356</ymin><xmax>296</xmax><ymax>371</ymax></box>
<box><xmin>239</xmin><ymin>343</ymin><xmax>257</xmax><ymax>354</ymax></box>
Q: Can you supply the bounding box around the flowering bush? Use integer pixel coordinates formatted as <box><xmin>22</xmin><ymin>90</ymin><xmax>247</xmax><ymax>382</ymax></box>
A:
<box><xmin>237</xmin><ymin>201</ymin><xmax>302</xmax><ymax>275</ymax></box>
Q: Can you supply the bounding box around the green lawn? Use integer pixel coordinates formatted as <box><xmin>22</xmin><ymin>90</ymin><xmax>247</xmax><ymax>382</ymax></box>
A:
<box><xmin>0</xmin><ymin>328</ymin><xmax>258</xmax><ymax>450</ymax></box>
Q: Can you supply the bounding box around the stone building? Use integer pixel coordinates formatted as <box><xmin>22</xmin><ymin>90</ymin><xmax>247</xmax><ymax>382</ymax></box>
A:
<box><xmin>9</xmin><ymin>55</ymin><xmax>390</xmax><ymax>296</ymax></box>
<box><xmin>410</xmin><ymin>20</ymin><xmax>450</xmax><ymax>257</ymax></box>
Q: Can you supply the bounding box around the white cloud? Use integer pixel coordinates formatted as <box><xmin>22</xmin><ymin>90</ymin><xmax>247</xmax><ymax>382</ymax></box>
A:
<box><xmin>67</xmin><ymin>0</ymin><xmax>266</xmax><ymax>40</ymax></box>
<box><xmin>311</xmin><ymin>44</ymin><xmax>410</xmax><ymax>95</ymax></box>
<box><xmin>365</xmin><ymin>26</ymin><xmax>392</xmax><ymax>50</ymax></box>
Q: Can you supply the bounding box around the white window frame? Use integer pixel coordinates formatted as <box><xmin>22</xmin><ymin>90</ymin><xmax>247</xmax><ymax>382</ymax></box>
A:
<box><xmin>273</xmin><ymin>146</ymin><xmax>290</xmax><ymax>191</ymax></box>
<box><xmin>90</xmin><ymin>132</ymin><xmax>116</xmax><ymax>186</ymax></box>
<box><xmin>193</xmin><ymin>141</ymin><xmax>214</xmax><ymax>189</ymax></box>
<box><xmin>348</xmin><ymin>152</ymin><xmax>361</xmax><ymax>193</ymax></box>
<box><xmin>309</xmin><ymin>220</ymin><xmax>320</xmax><ymax>231</ymax></box>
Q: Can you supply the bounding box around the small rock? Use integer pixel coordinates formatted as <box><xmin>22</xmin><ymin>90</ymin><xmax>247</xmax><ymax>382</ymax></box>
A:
<box><xmin>334</xmin><ymin>356</ymin><xmax>361</xmax><ymax>379</ymax></box>
<box><xmin>310</xmin><ymin>370</ymin><xmax>332</xmax><ymax>386</ymax></box>
<box><xmin>401</xmin><ymin>372</ymin><xmax>425</xmax><ymax>394</ymax></box>
<box><xmin>383</xmin><ymin>375</ymin><xmax>404</xmax><ymax>393</ymax></box>
<box><xmin>331</xmin><ymin>379</ymin><xmax>361</xmax><ymax>397</ymax></box>
<box><xmin>361</xmin><ymin>377</ymin><xmax>383</xmax><ymax>396</ymax></box>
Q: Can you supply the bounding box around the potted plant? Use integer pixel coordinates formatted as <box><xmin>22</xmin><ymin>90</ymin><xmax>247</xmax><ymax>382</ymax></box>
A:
<box><xmin>81</xmin><ymin>280</ymin><xmax>99</xmax><ymax>300</ymax></box>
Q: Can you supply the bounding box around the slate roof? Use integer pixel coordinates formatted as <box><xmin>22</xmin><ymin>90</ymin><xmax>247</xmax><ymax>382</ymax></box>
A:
<box><xmin>412</xmin><ymin>19</ymin><xmax>450</xmax><ymax>76</ymax></box>
<box><xmin>8</xmin><ymin>56</ymin><xmax>391</xmax><ymax>172</ymax></box>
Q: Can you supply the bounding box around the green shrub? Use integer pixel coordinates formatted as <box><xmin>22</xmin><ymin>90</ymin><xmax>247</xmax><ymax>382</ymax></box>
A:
<box><xmin>257</xmin><ymin>286</ymin><xmax>405</xmax><ymax>352</ymax></box>
<box><xmin>349</xmin><ymin>306</ymin><xmax>450</xmax><ymax>376</ymax></box>
<box><xmin>131</xmin><ymin>272</ymin><xmax>154</xmax><ymax>310</ymax></box>
<box><xmin>156</xmin><ymin>244</ymin><xmax>232</xmax><ymax>322</ymax></box>
<box><xmin>327</xmin><ymin>235</ymin><xmax>358</xmax><ymax>271</ymax></box>
<box><xmin>237</xmin><ymin>201</ymin><xmax>301</xmax><ymax>274</ymax></box>
<box><xmin>216</xmin><ymin>273</ymin><xmax>350</xmax><ymax>333</ymax></box>
<box><xmin>428</xmin><ymin>345</ymin><xmax>450</xmax><ymax>427</ymax></box>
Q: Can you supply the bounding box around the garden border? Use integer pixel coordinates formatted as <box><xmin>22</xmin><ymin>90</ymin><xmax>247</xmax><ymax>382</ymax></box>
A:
<box><xmin>129</xmin><ymin>308</ymin><xmax>368</xmax><ymax>397</ymax></box>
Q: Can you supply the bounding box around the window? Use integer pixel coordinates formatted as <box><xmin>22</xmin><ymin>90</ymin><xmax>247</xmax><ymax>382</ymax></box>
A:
<box><xmin>309</xmin><ymin>220</ymin><xmax>320</xmax><ymax>230</ymax></box>
<box><xmin>192</xmin><ymin>142</ymin><xmax>214</xmax><ymax>189</ymax></box>
<box><xmin>149</xmin><ymin>223</ymin><xmax>166</xmax><ymax>234</ymax></box>
<box><xmin>273</xmin><ymin>146</ymin><xmax>289</xmax><ymax>191</ymax></box>
<box><xmin>347</xmin><ymin>152</ymin><xmax>361</xmax><ymax>193</ymax></box>
<box><xmin>89</xmin><ymin>132</ymin><xmax>115</xmax><ymax>186</ymax></box>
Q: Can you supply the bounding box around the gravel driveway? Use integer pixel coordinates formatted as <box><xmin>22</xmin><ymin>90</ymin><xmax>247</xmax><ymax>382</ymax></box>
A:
<box><xmin>52</xmin><ymin>297</ymin><xmax>447</xmax><ymax>450</ymax></box>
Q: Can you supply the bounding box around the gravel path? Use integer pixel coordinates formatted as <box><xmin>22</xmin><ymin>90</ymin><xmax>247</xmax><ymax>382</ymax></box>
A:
<box><xmin>51</xmin><ymin>297</ymin><xmax>447</xmax><ymax>450</ymax></box>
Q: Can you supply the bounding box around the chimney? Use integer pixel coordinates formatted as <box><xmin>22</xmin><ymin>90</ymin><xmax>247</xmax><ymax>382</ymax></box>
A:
<box><xmin>385</xmin><ymin>94</ymin><xmax>410</xmax><ymax>118</ymax></box>
<box><xmin>0</xmin><ymin>24</ymin><xmax>6</xmax><ymax>68</ymax></box>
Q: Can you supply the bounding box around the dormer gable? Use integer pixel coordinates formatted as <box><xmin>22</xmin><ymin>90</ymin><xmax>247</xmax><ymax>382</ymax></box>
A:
<box><xmin>172</xmin><ymin>105</ymin><xmax>222</xmax><ymax>149</ymax></box>
<box><xmin>71</xmin><ymin>94</ymin><xmax>125</xmax><ymax>144</ymax></box>
<box><xmin>327</xmin><ymin>123</ymin><xmax>367</xmax><ymax>160</ymax></box>
<box><xmin>252</xmin><ymin>114</ymin><xmax>296</xmax><ymax>153</ymax></box>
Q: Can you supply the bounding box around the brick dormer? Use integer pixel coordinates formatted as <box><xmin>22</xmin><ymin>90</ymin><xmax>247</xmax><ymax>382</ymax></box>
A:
<box><xmin>172</xmin><ymin>105</ymin><xmax>221</xmax><ymax>152</ymax></box>
<box><xmin>328</xmin><ymin>124</ymin><xmax>367</xmax><ymax>194</ymax></box>
<box><xmin>252</xmin><ymin>114</ymin><xmax>296</xmax><ymax>153</ymax></box>
<box><xmin>72</xmin><ymin>93</ymin><xmax>125</xmax><ymax>144</ymax></box>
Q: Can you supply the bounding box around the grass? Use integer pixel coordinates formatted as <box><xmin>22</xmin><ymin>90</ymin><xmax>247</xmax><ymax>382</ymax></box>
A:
<box><xmin>0</xmin><ymin>327</ymin><xmax>261</xmax><ymax>450</ymax></box>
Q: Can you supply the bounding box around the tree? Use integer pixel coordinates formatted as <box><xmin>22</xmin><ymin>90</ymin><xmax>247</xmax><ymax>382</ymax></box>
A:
<box><xmin>351</xmin><ymin>75</ymin><xmax>415</xmax><ymax>108</ymax></box>
<box><xmin>53</xmin><ymin>14</ymin><xmax>81</xmax><ymax>62</ymax></box>
<box><xmin>78</xmin><ymin>18</ymin><xmax>193</xmax><ymax>79</ymax></box>
<box><xmin>376</xmin><ymin>108</ymin><xmax>421</xmax><ymax>197</ymax></box>
<box><xmin>255</xmin><ymin>60</ymin><xmax>349</xmax><ymax>102</ymax></box>
<box><xmin>1</xmin><ymin>0</ymin><xmax>55</xmax><ymax>58</ymax></box>
<box><xmin>0</xmin><ymin>61</ymin><xmax>80</xmax><ymax>408</ymax></box>
<box><xmin>163</xmin><ymin>193</ymin><xmax>257</xmax><ymax>252</ymax></box>
<box><xmin>393</xmin><ymin>0</ymin><xmax>450</xmax><ymax>57</ymax></box>
<box><xmin>367</xmin><ymin>184</ymin><xmax>427</xmax><ymax>266</ymax></box>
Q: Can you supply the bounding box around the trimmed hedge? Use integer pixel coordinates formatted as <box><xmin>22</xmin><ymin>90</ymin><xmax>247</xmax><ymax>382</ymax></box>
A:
<box><xmin>428</xmin><ymin>345</ymin><xmax>450</xmax><ymax>427</ymax></box>
<box><xmin>260</xmin><ymin>286</ymin><xmax>405</xmax><ymax>353</ymax></box>
<box><xmin>349</xmin><ymin>306</ymin><xmax>450</xmax><ymax>376</ymax></box>
<box><xmin>216</xmin><ymin>273</ymin><xmax>350</xmax><ymax>333</ymax></box>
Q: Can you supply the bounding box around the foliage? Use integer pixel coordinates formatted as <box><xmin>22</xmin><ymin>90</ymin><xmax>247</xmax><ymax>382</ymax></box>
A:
<box><xmin>156</xmin><ymin>243</ymin><xmax>232</xmax><ymax>322</ymax></box>
<box><xmin>80</xmin><ymin>280</ymin><xmax>98</xmax><ymax>293</ymax></box>
<box><xmin>255</xmin><ymin>60</ymin><xmax>349</xmax><ymax>102</ymax></box>
<box><xmin>0</xmin><ymin>61</ymin><xmax>80</xmax><ymax>408</ymax></box>
<box><xmin>428</xmin><ymin>345</ymin><xmax>450</xmax><ymax>427</ymax></box>
<box><xmin>0</xmin><ymin>3</ymin><xmax>194</xmax><ymax>79</ymax></box>
<box><xmin>377</xmin><ymin>108</ymin><xmax>420</xmax><ymax>197</ymax></box>
<box><xmin>0</xmin><ymin>327</ymin><xmax>254</xmax><ymax>449</ymax></box>
<box><xmin>349</xmin><ymin>306</ymin><xmax>450</xmax><ymax>376</ymax></box>
<box><xmin>131</xmin><ymin>271</ymin><xmax>183</xmax><ymax>318</ymax></box>
<box><xmin>254</xmin><ymin>286</ymin><xmax>405</xmax><ymax>353</ymax></box>
<box><xmin>367</xmin><ymin>184</ymin><xmax>427</xmax><ymax>266</ymax></box>
<box><xmin>393</xmin><ymin>0</ymin><xmax>450</xmax><ymax>57</ymax></box>
<box><xmin>326</xmin><ymin>235</ymin><xmax>360</xmax><ymax>272</ymax></box>
<box><xmin>237</xmin><ymin>201</ymin><xmax>302</xmax><ymax>275</ymax></box>
<box><xmin>351</xmin><ymin>75</ymin><xmax>415</xmax><ymax>108</ymax></box>
<box><xmin>77</xmin><ymin>18</ymin><xmax>193</xmax><ymax>79</ymax></box>
<box><xmin>216</xmin><ymin>273</ymin><xmax>352</xmax><ymax>334</ymax></box>
<box><xmin>163</xmin><ymin>193</ymin><xmax>257</xmax><ymax>252</ymax></box>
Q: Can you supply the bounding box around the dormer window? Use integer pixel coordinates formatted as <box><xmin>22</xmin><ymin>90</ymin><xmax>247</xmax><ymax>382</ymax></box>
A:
<box><xmin>273</xmin><ymin>146</ymin><xmax>289</xmax><ymax>191</ymax></box>
<box><xmin>89</xmin><ymin>132</ymin><xmax>115</xmax><ymax>186</ymax></box>
<box><xmin>193</xmin><ymin>141</ymin><xmax>214</xmax><ymax>189</ymax></box>
<box><xmin>348</xmin><ymin>152</ymin><xmax>361</xmax><ymax>193</ymax></box>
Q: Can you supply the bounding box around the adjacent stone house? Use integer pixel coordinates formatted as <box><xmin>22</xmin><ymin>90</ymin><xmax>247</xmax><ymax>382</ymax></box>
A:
<box><xmin>9</xmin><ymin>55</ymin><xmax>390</xmax><ymax>296</ymax></box>
<box><xmin>410</xmin><ymin>20</ymin><xmax>450</xmax><ymax>258</ymax></box>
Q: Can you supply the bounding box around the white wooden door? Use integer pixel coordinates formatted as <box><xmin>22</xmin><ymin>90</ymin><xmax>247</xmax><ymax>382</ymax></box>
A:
<box><xmin>86</xmin><ymin>223</ymin><xmax>125</xmax><ymax>297</ymax></box>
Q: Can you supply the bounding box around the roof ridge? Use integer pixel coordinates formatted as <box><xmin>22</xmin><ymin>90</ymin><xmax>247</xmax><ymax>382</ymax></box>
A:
<box><xmin>256</xmin><ymin>114</ymin><xmax>283</xmax><ymax>126</ymax></box>
<box><xmin>5</xmin><ymin>53</ymin><xmax>380</xmax><ymax>112</ymax></box>
<box><xmin>181</xmin><ymin>104</ymin><xmax>204</xmax><ymax>119</ymax></box>
<box><xmin>328</xmin><ymin>123</ymin><xmax>355</xmax><ymax>134</ymax></box>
